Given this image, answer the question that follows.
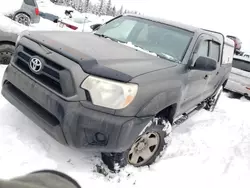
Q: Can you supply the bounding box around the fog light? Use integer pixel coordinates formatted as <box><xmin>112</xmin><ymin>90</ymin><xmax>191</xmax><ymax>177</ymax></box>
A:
<box><xmin>95</xmin><ymin>132</ymin><xmax>106</xmax><ymax>143</ymax></box>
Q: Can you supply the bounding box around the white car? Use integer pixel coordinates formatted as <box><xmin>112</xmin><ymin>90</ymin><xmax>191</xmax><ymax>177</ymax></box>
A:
<box><xmin>224</xmin><ymin>55</ymin><xmax>250</xmax><ymax>97</ymax></box>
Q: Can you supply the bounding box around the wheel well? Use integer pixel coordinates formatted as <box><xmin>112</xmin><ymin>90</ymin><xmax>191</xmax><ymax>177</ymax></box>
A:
<box><xmin>14</xmin><ymin>12</ymin><xmax>31</xmax><ymax>18</ymax></box>
<box><xmin>0</xmin><ymin>41</ymin><xmax>16</xmax><ymax>46</ymax></box>
<box><xmin>156</xmin><ymin>104</ymin><xmax>177</xmax><ymax>124</ymax></box>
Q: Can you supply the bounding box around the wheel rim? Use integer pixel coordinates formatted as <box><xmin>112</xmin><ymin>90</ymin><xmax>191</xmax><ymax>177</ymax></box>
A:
<box><xmin>128</xmin><ymin>132</ymin><xmax>160</xmax><ymax>166</ymax></box>
<box><xmin>15</xmin><ymin>14</ymin><xmax>30</xmax><ymax>26</ymax></box>
<box><xmin>0</xmin><ymin>51</ymin><xmax>12</xmax><ymax>65</ymax></box>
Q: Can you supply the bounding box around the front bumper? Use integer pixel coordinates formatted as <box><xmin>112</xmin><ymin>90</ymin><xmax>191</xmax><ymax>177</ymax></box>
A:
<box><xmin>1</xmin><ymin>65</ymin><xmax>151</xmax><ymax>152</ymax></box>
<box><xmin>224</xmin><ymin>79</ymin><xmax>250</xmax><ymax>96</ymax></box>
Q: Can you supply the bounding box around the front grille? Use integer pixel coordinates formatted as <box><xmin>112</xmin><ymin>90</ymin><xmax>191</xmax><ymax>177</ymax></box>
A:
<box><xmin>4</xmin><ymin>81</ymin><xmax>60</xmax><ymax>127</ymax></box>
<box><xmin>14</xmin><ymin>45</ymin><xmax>75</xmax><ymax>96</ymax></box>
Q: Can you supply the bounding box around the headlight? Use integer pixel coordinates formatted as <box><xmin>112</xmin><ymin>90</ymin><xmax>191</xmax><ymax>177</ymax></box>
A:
<box><xmin>81</xmin><ymin>76</ymin><xmax>138</xmax><ymax>109</ymax></box>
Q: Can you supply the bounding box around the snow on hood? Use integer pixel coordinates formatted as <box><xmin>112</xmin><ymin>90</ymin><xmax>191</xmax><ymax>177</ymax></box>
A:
<box><xmin>121</xmin><ymin>41</ymin><xmax>181</xmax><ymax>63</ymax></box>
<box><xmin>121</xmin><ymin>42</ymin><xmax>158</xmax><ymax>57</ymax></box>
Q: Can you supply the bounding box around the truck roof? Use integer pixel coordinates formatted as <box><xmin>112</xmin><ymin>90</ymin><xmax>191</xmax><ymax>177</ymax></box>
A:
<box><xmin>124</xmin><ymin>13</ymin><xmax>199</xmax><ymax>32</ymax></box>
<box><xmin>124</xmin><ymin>14</ymin><xmax>225</xmax><ymax>40</ymax></box>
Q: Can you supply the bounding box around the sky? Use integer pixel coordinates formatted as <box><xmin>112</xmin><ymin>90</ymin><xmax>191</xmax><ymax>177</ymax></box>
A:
<box><xmin>106</xmin><ymin>0</ymin><xmax>250</xmax><ymax>52</ymax></box>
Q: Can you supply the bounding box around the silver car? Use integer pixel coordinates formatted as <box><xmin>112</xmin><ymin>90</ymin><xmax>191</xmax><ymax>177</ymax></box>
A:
<box><xmin>224</xmin><ymin>55</ymin><xmax>250</xmax><ymax>97</ymax></box>
<box><xmin>0</xmin><ymin>30</ymin><xmax>17</xmax><ymax>65</ymax></box>
<box><xmin>13</xmin><ymin>0</ymin><xmax>40</xmax><ymax>26</ymax></box>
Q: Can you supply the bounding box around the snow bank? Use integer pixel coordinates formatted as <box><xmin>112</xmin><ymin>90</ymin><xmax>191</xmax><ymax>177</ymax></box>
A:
<box><xmin>0</xmin><ymin>0</ymin><xmax>113</xmax><ymax>35</ymax></box>
<box><xmin>99</xmin><ymin>15</ymin><xmax>114</xmax><ymax>23</ymax></box>
<box><xmin>38</xmin><ymin>0</ymin><xmax>79</xmax><ymax>19</ymax></box>
<box><xmin>0</xmin><ymin>14</ymin><xmax>69</xmax><ymax>35</ymax></box>
<box><xmin>0</xmin><ymin>14</ymin><xmax>27</xmax><ymax>34</ymax></box>
<box><xmin>0</xmin><ymin>0</ymin><xmax>23</xmax><ymax>15</ymax></box>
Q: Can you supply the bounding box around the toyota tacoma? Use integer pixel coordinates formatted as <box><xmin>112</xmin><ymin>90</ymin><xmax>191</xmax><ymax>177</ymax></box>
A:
<box><xmin>1</xmin><ymin>14</ymin><xmax>235</xmax><ymax>170</ymax></box>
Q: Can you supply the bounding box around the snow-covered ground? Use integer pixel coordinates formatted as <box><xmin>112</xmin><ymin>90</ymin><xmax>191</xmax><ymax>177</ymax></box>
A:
<box><xmin>0</xmin><ymin>0</ymin><xmax>23</xmax><ymax>16</ymax></box>
<box><xmin>0</xmin><ymin>0</ymin><xmax>112</xmax><ymax>35</ymax></box>
<box><xmin>1</xmin><ymin>65</ymin><xmax>250</xmax><ymax>188</ymax></box>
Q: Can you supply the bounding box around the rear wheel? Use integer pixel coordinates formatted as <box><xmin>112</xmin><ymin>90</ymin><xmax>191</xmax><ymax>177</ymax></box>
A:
<box><xmin>14</xmin><ymin>13</ymin><xmax>31</xmax><ymax>26</ymax></box>
<box><xmin>101</xmin><ymin>118</ymin><xmax>172</xmax><ymax>171</ymax></box>
<box><xmin>0</xmin><ymin>44</ymin><xmax>15</xmax><ymax>65</ymax></box>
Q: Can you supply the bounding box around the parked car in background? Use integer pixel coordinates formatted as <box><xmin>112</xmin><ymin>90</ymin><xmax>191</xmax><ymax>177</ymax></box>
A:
<box><xmin>12</xmin><ymin>0</ymin><xmax>40</xmax><ymax>26</ymax></box>
<box><xmin>57</xmin><ymin>11</ymin><xmax>112</xmax><ymax>32</ymax></box>
<box><xmin>1</xmin><ymin>14</ymin><xmax>234</xmax><ymax>171</ymax></box>
<box><xmin>0</xmin><ymin>30</ymin><xmax>17</xmax><ymax>65</ymax></box>
<box><xmin>224</xmin><ymin>55</ymin><xmax>250</xmax><ymax>97</ymax></box>
<box><xmin>226</xmin><ymin>35</ymin><xmax>243</xmax><ymax>55</ymax></box>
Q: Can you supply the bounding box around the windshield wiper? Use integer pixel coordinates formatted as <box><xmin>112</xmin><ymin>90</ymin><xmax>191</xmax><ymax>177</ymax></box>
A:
<box><xmin>128</xmin><ymin>43</ymin><xmax>181</xmax><ymax>63</ymax></box>
<box><xmin>156</xmin><ymin>53</ymin><xmax>181</xmax><ymax>63</ymax></box>
<box><xmin>94</xmin><ymin>33</ymin><xmax>125</xmax><ymax>43</ymax></box>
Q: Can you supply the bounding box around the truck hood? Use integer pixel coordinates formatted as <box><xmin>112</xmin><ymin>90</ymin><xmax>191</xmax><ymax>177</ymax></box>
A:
<box><xmin>24</xmin><ymin>31</ymin><xmax>177</xmax><ymax>82</ymax></box>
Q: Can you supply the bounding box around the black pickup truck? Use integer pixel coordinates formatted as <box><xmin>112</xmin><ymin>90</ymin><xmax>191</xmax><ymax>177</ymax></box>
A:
<box><xmin>1</xmin><ymin>14</ymin><xmax>235</xmax><ymax>170</ymax></box>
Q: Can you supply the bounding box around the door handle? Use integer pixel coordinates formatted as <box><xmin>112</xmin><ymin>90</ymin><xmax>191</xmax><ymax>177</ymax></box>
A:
<box><xmin>204</xmin><ymin>75</ymin><xmax>208</xmax><ymax>80</ymax></box>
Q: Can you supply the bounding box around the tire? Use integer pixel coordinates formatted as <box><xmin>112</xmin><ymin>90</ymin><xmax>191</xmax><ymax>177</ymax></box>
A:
<box><xmin>205</xmin><ymin>85</ymin><xmax>223</xmax><ymax>112</ymax></box>
<box><xmin>0</xmin><ymin>44</ymin><xmax>15</xmax><ymax>65</ymax></box>
<box><xmin>101</xmin><ymin>118</ymin><xmax>172</xmax><ymax>171</ymax></box>
<box><xmin>14</xmin><ymin>13</ymin><xmax>31</xmax><ymax>26</ymax></box>
<box><xmin>228</xmin><ymin>91</ymin><xmax>243</xmax><ymax>99</ymax></box>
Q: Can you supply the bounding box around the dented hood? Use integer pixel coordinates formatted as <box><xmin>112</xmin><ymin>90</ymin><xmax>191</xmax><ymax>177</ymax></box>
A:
<box><xmin>22</xmin><ymin>31</ymin><xmax>177</xmax><ymax>82</ymax></box>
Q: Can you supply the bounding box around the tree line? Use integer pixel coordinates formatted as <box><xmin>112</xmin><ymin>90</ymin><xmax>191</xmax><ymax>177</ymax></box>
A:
<box><xmin>50</xmin><ymin>0</ymin><xmax>141</xmax><ymax>16</ymax></box>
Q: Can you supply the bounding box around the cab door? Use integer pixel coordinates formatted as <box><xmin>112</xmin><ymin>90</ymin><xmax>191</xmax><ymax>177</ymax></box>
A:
<box><xmin>205</xmin><ymin>39</ymin><xmax>222</xmax><ymax>95</ymax></box>
<box><xmin>180</xmin><ymin>34</ymin><xmax>212</xmax><ymax>113</ymax></box>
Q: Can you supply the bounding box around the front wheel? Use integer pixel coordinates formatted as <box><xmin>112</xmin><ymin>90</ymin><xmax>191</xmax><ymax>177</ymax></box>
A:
<box><xmin>14</xmin><ymin>13</ymin><xmax>31</xmax><ymax>26</ymax></box>
<box><xmin>101</xmin><ymin>118</ymin><xmax>172</xmax><ymax>171</ymax></box>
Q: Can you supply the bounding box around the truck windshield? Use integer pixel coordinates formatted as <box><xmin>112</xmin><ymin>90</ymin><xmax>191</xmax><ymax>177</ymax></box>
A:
<box><xmin>232</xmin><ymin>58</ymin><xmax>250</xmax><ymax>72</ymax></box>
<box><xmin>94</xmin><ymin>16</ymin><xmax>193</xmax><ymax>62</ymax></box>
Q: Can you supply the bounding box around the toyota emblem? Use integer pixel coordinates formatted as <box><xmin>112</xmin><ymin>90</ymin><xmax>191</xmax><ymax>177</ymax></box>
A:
<box><xmin>29</xmin><ymin>57</ymin><xmax>43</xmax><ymax>74</ymax></box>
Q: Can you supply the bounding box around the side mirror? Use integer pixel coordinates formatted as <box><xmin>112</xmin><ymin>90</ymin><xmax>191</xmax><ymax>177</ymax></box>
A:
<box><xmin>90</xmin><ymin>23</ymin><xmax>102</xmax><ymax>31</ymax></box>
<box><xmin>191</xmin><ymin>56</ymin><xmax>217</xmax><ymax>71</ymax></box>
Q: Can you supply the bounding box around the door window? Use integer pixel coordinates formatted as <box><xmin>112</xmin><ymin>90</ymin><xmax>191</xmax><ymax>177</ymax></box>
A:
<box><xmin>209</xmin><ymin>41</ymin><xmax>220</xmax><ymax>62</ymax></box>
<box><xmin>197</xmin><ymin>40</ymin><xmax>209</xmax><ymax>57</ymax></box>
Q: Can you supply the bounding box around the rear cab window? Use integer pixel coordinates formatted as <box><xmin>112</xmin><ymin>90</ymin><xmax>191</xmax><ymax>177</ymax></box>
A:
<box><xmin>194</xmin><ymin>36</ymin><xmax>221</xmax><ymax>63</ymax></box>
<box><xmin>209</xmin><ymin>41</ymin><xmax>220</xmax><ymax>62</ymax></box>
